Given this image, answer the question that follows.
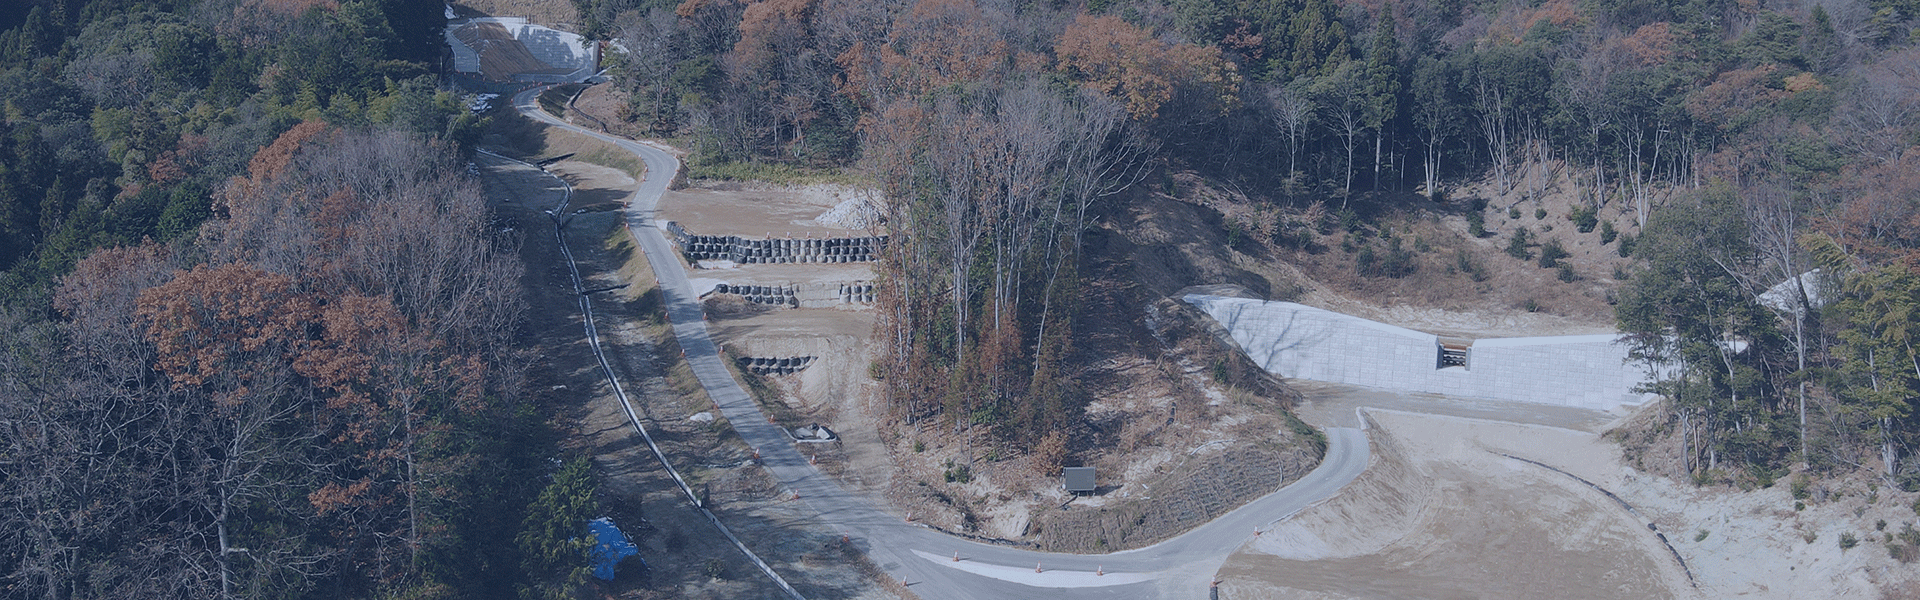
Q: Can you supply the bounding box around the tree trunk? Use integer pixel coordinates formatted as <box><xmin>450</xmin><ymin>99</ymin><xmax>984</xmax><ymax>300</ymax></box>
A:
<box><xmin>1373</xmin><ymin>130</ymin><xmax>1383</xmax><ymax>191</ymax></box>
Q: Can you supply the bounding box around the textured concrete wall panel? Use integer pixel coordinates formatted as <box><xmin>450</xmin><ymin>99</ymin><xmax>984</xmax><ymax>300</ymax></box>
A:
<box><xmin>1184</xmin><ymin>295</ymin><xmax>1657</xmax><ymax>410</ymax></box>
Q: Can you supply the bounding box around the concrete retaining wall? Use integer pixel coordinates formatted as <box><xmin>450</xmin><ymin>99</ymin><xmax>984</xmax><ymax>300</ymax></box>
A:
<box><xmin>711</xmin><ymin>282</ymin><xmax>873</xmax><ymax>308</ymax></box>
<box><xmin>666</xmin><ymin>221</ymin><xmax>883</xmax><ymax>264</ymax></box>
<box><xmin>737</xmin><ymin>356</ymin><xmax>816</xmax><ymax>375</ymax></box>
<box><xmin>1183</xmin><ymin>294</ymin><xmax>1665</xmax><ymax>411</ymax></box>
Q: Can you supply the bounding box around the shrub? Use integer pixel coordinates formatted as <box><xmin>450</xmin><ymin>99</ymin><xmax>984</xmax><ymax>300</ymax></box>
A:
<box><xmin>1600</xmin><ymin>220</ymin><xmax>1618</xmax><ymax>244</ymax></box>
<box><xmin>1695</xmin><ymin>529</ymin><xmax>1710</xmax><ymax>542</ymax></box>
<box><xmin>1534</xmin><ymin>207</ymin><xmax>1548</xmax><ymax>220</ymax></box>
<box><xmin>1792</xmin><ymin>475</ymin><xmax>1811</xmax><ymax>500</ymax></box>
<box><xmin>1466</xmin><ymin>210</ymin><xmax>1487</xmax><ymax>237</ymax></box>
<box><xmin>1454</xmin><ymin>250</ymin><xmax>1489</xmax><ymax>282</ymax></box>
<box><xmin>1506</xmin><ymin>227</ymin><xmax>1534</xmax><ymax>260</ymax></box>
<box><xmin>1571</xmin><ymin>205</ymin><xmax>1598</xmax><ymax>232</ymax></box>
<box><xmin>1272</xmin><ymin>220</ymin><xmax>1311</xmax><ymax>250</ymax></box>
<box><xmin>1225</xmin><ymin>220</ymin><xmax>1249</xmax><ymax>252</ymax></box>
<box><xmin>1617</xmin><ymin>233</ymin><xmax>1636</xmax><ymax>257</ymax></box>
<box><xmin>1841</xmin><ymin>532</ymin><xmax>1859</xmax><ymax>550</ymax></box>
<box><xmin>1358</xmin><ymin>238</ymin><xmax>1417</xmax><ymax>278</ymax></box>
<box><xmin>1890</xmin><ymin>524</ymin><xmax>1920</xmax><ymax>563</ymax></box>
<box><xmin>1508</xmin><ymin>206</ymin><xmax>1522</xmax><ymax>220</ymax></box>
<box><xmin>943</xmin><ymin>459</ymin><xmax>972</xmax><ymax>483</ymax></box>
<box><xmin>1538</xmin><ymin>239</ymin><xmax>1569</xmax><ymax>268</ymax></box>
<box><xmin>1557</xmin><ymin>264</ymin><xmax>1578</xmax><ymax>282</ymax></box>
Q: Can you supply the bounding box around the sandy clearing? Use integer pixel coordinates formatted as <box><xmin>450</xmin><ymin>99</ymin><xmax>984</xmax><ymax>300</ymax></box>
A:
<box><xmin>1219</xmin><ymin>410</ymin><xmax>1690</xmax><ymax>600</ymax></box>
<box><xmin>659</xmin><ymin>182</ymin><xmax>879</xmax><ymax>237</ymax></box>
<box><xmin>689</xmin><ymin>260</ymin><xmax>877</xmax><ymax>286</ymax></box>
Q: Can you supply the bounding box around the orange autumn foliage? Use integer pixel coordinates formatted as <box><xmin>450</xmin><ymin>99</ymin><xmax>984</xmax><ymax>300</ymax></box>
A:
<box><xmin>136</xmin><ymin>263</ymin><xmax>317</xmax><ymax>390</ymax></box>
<box><xmin>248</xmin><ymin>120</ymin><xmax>329</xmax><ymax>183</ymax></box>
<box><xmin>1054</xmin><ymin>14</ymin><xmax>1239</xmax><ymax>121</ymax></box>
<box><xmin>1686</xmin><ymin>65</ymin><xmax>1791</xmax><ymax>128</ymax></box>
<box><xmin>837</xmin><ymin>0</ymin><xmax>1011</xmax><ymax>102</ymax></box>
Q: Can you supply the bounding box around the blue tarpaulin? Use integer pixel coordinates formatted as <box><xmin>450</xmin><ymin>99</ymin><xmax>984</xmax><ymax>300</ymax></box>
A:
<box><xmin>586</xmin><ymin>517</ymin><xmax>641</xmax><ymax>580</ymax></box>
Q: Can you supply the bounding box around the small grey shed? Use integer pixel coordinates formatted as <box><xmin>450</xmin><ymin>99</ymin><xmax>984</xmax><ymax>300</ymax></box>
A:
<box><xmin>1062</xmin><ymin>467</ymin><xmax>1096</xmax><ymax>493</ymax></box>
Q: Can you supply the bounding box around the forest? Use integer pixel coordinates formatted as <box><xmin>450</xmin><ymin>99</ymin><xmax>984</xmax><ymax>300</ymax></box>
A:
<box><xmin>0</xmin><ymin>1</ymin><xmax>594</xmax><ymax>598</ymax></box>
<box><xmin>588</xmin><ymin>0</ymin><xmax>1920</xmax><ymax>488</ymax></box>
<box><xmin>3</xmin><ymin>0</ymin><xmax>1920</xmax><ymax>596</ymax></box>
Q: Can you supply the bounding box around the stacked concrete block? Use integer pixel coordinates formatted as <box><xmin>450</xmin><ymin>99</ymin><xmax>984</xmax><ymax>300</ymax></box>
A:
<box><xmin>668</xmin><ymin>224</ymin><xmax>886</xmax><ymax>264</ymax></box>
<box><xmin>713</xmin><ymin>283</ymin><xmax>799</xmax><ymax>307</ymax></box>
<box><xmin>1183</xmin><ymin>294</ymin><xmax>1667</xmax><ymax>411</ymax></box>
<box><xmin>712</xmin><ymin>281</ymin><xmax>873</xmax><ymax>308</ymax></box>
<box><xmin>737</xmin><ymin>356</ymin><xmax>816</xmax><ymax>375</ymax></box>
<box><xmin>838</xmin><ymin>282</ymin><xmax>875</xmax><ymax>305</ymax></box>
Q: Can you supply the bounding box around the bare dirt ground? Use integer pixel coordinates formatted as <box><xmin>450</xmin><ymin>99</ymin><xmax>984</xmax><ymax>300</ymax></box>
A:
<box><xmin>1219</xmin><ymin>410</ymin><xmax>1690</xmax><ymax>600</ymax></box>
<box><xmin>449</xmin><ymin>0</ymin><xmax>579</xmax><ymax>30</ymax></box>
<box><xmin>1220</xmin><ymin>385</ymin><xmax>1920</xmax><ymax>600</ymax></box>
<box><xmin>478</xmin><ymin>119</ymin><xmax>903</xmax><ymax>598</ymax></box>
<box><xmin>659</xmin><ymin>180</ymin><xmax>879</xmax><ymax>237</ymax></box>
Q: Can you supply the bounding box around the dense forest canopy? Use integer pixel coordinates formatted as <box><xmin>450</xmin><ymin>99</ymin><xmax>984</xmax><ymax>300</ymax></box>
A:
<box><xmin>0</xmin><ymin>1</ymin><xmax>589</xmax><ymax>598</ymax></box>
<box><xmin>5</xmin><ymin>0</ymin><xmax>1920</xmax><ymax>595</ymax></box>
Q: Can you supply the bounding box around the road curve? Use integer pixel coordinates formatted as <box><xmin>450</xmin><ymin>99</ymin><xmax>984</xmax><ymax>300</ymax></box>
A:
<box><xmin>509</xmin><ymin>86</ymin><xmax>1371</xmax><ymax>600</ymax></box>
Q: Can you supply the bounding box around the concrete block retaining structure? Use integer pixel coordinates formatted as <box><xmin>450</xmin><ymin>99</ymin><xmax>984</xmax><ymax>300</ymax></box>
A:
<box><xmin>1183</xmin><ymin>294</ymin><xmax>1673</xmax><ymax>411</ymax></box>
<box><xmin>710</xmin><ymin>282</ymin><xmax>875</xmax><ymax>308</ymax></box>
<box><xmin>737</xmin><ymin>356</ymin><xmax>817</xmax><ymax>375</ymax></box>
<box><xmin>665</xmin><ymin>221</ymin><xmax>885</xmax><ymax>264</ymax></box>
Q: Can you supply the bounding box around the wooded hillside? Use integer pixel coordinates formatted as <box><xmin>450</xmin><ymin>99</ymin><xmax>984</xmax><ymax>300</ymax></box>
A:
<box><xmin>0</xmin><ymin>1</ymin><xmax>592</xmax><ymax>598</ymax></box>
<box><xmin>590</xmin><ymin>0</ymin><xmax>1920</xmax><ymax>488</ymax></box>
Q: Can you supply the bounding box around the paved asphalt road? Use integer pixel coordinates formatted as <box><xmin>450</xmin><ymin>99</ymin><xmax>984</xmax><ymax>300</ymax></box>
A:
<box><xmin>511</xmin><ymin>87</ymin><xmax>1372</xmax><ymax>600</ymax></box>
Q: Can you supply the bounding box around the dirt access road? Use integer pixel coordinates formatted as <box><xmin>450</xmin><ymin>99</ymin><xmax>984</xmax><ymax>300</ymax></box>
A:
<box><xmin>511</xmin><ymin>85</ymin><xmax>1383</xmax><ymax>600</ymax></box>
<box><xmin>477</xmin><ymin>148</ymin><xmax>900</xmax><ymax>599</ymax></box>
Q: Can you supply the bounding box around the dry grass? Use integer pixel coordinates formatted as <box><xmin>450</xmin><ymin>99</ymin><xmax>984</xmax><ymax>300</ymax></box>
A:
<box><xmin>450</xmin><ymin>0</ymin><xmax>579</xmax><ymax>29</ymax></box>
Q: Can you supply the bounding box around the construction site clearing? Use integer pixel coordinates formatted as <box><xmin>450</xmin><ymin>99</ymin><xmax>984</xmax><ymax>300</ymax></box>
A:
<box><xmin>498</xmin><ymin>71</ymin><xmax>1920</xmax><ymax>598</ymax></box>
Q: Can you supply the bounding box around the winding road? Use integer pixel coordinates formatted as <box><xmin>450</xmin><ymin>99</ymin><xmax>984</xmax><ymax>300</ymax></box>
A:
<box><xmin>509</xmin><ymin>86</ymin><xmax>1372</xmax><ymax>599</ymax></box>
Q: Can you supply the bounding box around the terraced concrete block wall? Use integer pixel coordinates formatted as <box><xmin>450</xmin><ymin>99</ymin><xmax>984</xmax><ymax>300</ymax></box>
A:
<box><xmin>736</xmin><ymin>356</ymin><xmax>816</xmax><ymax>375</ymax></box>
<box><xmin>713</xmin><ymin>283</ymin><xmax>799</xmax><ymax>307</ymax></box>
<box><xmin>666</xmin><ymin>223</ymin><xmax>885</xmax><ymax>264</ymax></box>
<box><xmin>835</xmin><ymin>282</ymin><xmax>875</xmax><ymax>305</ymax></box>
<box><xmin>1183</xmin><ymin>294</ymin><xmax>1664</xmax><ymax>411</ymax></box>
<box><xmin>713</xmin><ymin>282</ymin><xmax>873</xmax><ymax>308</ymax></box>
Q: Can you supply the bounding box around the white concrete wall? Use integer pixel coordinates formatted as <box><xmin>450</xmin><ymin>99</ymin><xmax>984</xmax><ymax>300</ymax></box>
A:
<box><xmin>1183</xmin><ymin>295</ymin><xmax>1662</xmax><ymax>411</ymax></box>
<box><xmin>447</xmin><ymin>17</ymin><xmax>597</xmax><ymax>81</ymax></box>
<box><xmin>446</xmin><ymin>27</ymin><xmax>481</xmax><ymax>73</ymax></box>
